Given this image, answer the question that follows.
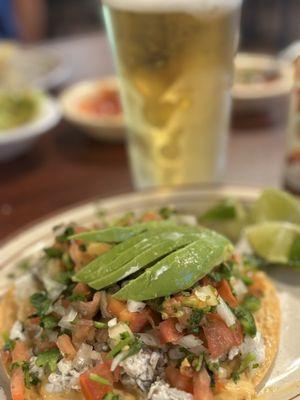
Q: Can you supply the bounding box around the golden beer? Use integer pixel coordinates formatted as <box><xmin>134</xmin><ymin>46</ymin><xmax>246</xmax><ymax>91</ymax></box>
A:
<box><xmin>103</xmin><ymin>0</ymin><xmax>242</xmax><ymax>188</ymax></box>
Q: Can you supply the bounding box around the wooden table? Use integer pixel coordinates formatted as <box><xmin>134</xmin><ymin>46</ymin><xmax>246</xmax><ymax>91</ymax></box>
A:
<box><xmin>0</xmin><ymin>32</ymin><xmax>288</xmax><ymax>242</ymax></box>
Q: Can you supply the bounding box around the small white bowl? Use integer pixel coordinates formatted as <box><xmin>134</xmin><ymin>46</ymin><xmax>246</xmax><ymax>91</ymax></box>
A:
<box><xmin>233</xmin><ymin>53</ymin><xmax>293</xmax><ymax>101</ymax></box>
<box><xmin>60</xmin><ymin>77</ymin><xmax>125</xmax><ymax>142</ymax></box>
<box><xmin>0</xmin><ymin>95</ymin><xmax>61</xmax><ymax>162</ymax></box>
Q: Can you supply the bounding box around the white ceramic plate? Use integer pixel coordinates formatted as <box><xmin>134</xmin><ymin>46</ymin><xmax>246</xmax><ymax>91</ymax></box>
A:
<box><xmin>0</xmin><ymin>185</ymin><xmax>300</xmax><ymax>399</ymax></box>
<box><xmin>0</xmin><ymin>95</ymin><xmax>61</xmax><ymax>162</ymax></box>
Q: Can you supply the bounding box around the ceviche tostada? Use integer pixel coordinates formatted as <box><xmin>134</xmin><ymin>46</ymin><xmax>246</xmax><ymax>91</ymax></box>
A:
<box><xmin>0</xmin><ymin>202</ymin><xmax>282</xmax><ymax>400</ymax></box>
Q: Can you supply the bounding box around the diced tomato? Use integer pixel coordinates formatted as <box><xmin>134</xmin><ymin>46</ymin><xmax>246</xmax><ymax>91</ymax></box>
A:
<box><xmin>217</xmin><ymin>279</ymin><xmax>238</xmax><ymax>308</ymax></box>
<box><xmin>107</xmin><ymin>296</ymin><xmax>151</xmax><ymax>333</ymax></box>
<box><xmin>57</xmin><ymin>334</ymin><xmax>76</xmax><ymax>359</ymax></box>
<box><xmin>193</xmin><ymin>369</ymin><xmax>214</xmax><ymax>400</ymax></box>
<box><xmin>12</xmin><ymin>341</ymin><xmax>29</xmax><ymax>363</ymax></box>
<box><xmin>80</xmin><ymin>362</ymin><xmax>114</xmax><ymax>400</ymax></box>
<box><xmin>140</xmin><ymin>211</ymin><xmax>161</xmax><ymax>222</ymax></box>
<box><xmin>158</xmin><ymin>318</ymin><xmax>183</xmax><ymax>344</ymax></box>
<box><xmin>166</xmin><ymin>365</ymin><xmax>193</xmax><ymax>393</ymax></box>
<box><xmin>203</xmin><ymin>314</ymin><xmax>243</xmax><ymax>358</ymax></box>
<box><xmin>231</xmin><ymin>320</ymin><xmax>244</xmax><ymax>345</ymax></box>
<box><xmin>73</xmin><ymin>283</ymin><xmax>91</xmax><ymax>297</ymax></box>
<box><xmin>11</xmin><ymin>367</ymin><xmax>25</xmax><ymax>400</ymax></box>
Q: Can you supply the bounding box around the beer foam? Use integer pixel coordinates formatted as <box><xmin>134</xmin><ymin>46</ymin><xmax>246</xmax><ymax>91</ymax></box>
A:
<box><xmin>102</xmin><ymin>0</ymin><xmax>242</xmax><ymax>14</ymax></box>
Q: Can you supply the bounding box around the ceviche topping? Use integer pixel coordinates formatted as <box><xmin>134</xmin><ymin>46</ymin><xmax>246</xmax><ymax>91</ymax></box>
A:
<box><xmin>1</xmin><ymin>208</ymin><xmax>266</xmax><ymax>400</ymax></box>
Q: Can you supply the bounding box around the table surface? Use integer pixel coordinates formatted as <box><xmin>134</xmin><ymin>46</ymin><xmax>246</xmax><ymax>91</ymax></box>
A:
<box><xmin>0</xmin><ymin>32</ymin><xmax>289</xmax><ymax>242</ymax></box>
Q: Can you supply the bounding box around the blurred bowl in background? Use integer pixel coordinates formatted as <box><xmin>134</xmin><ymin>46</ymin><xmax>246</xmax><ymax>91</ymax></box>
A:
<box><xmin>60</xmin><ymin>77</ymin><xmax>125</xmax><ymax>142</ymax></box>
<box><xmin>0</xmin><ymin>41</ymin><xmax>70</xmax><ymax>91</ymax></box>
<box><xmin>232</xmin><ymin>53</ymin><xmax>294</xmax><ymax>129</ymax></box>
<box><xmin>233</xmin><ymin>53</ymin><xmax>293</xmax><ymax>101</ymax></box>
<box><xmin>0</xmin><ymin>94</ymin><xmax>61</xmax><ymax>162</ymax></box>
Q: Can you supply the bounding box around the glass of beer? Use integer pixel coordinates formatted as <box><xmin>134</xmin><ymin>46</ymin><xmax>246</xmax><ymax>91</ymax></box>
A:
<box><xmin>102</xmin><ymin>0</ymin><xmax>242</xmax><ymax>189</ymax></box>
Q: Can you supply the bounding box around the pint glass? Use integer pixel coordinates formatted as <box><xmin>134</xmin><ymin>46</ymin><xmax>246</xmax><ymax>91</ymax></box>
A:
<box><xmin>103</xmin><ymin>0</ymin><xmax>242</xmax><ymax>188</ymax></box>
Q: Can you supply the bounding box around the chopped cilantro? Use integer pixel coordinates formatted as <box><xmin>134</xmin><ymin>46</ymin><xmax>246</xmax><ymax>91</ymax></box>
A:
<box><xmin>89</xmin><ymin>373</ymin><xmax>111</xmax><ymax>386</ymax></box>
<box><xmin>22</xmin><ymin>361</ymin><xmax>40</xmax><ymax>388</ymax></box>
<box><xmin>123</xmin><ymin>338</ymin><xmax>142</xmax><ymax>360</ymax></box>
<box><xmin>30</xmin><ymin>292</ymin><xmax>52</xmax><ymax>317</ymax></box>
<box><xmin>241</xmin><ymin>275</ymin><xmax>253</xmax><ymax>286</ymax></box>
<box><xmin>209</xmin><ymin>262</ymin><xmax>234</xmax><ymax>282</ymax></box>
<box><xmin>187</xmin><ymin>309</ymin><xmax>204</xmax><ymax>334</ymax></box>
<box><xmin>67</xmin><ymin>293</ymin><xmax>86</xmax><ymax>302</ymax></box>
<box><xmin>3</xmin><ymin>338</ymin><xmax>15</xmax><ymax>351</ymax></box>
<box><xmin>107</xmin><ymin>332</ymin><xmax>133</xmax><ymax>359</ymax></box>
<box><xmin>193</xmin><ymin>353</ymin><xmax>204</xmax><ymax>372</ymax></box>
<box><xmin>242</xmin><ymin>295</ymin><xmax>261</xmax><ymax>313</ymax></box>
<box><xmin>103</xmin><ymin>393</ymin><xmax>120</xmax><ymax>400</ymax></box>
<box><xmin>56</xmin><ymin>227</ymin><xmax>75</xmax><ymax>243</ymax></box>
<box><xmin>44</xmin><ymin>247</ymin><xmax>63</xmax><ymax>259</ymax></box>
<box><xmin>159</xmin><ymin>206</ymin><xmax>175</xmax><ymax>219</ymax></box>
<box><xmin>234</xmin><ymin>306</ymin><xmax>257</xmax><ymax>337</ymax></box>
<box><xmin>231</xmin><ymin>370</ymin><xmax>240</xmax><ymax>383</ymax></box>
<box><xmin>238</xmin><ymin>353</ymin><xmax>256</xmax><ymax>374</ymax></box>
<box><xmin>36</xmin><ymin>348</ymin><xmax>61</xmax><ymax>373</ymax></box>
<box><xmin>40</xmin><ymin>315</ymin><xmax>58</xmax><ymax>330</ymax></box>
<box><xmin>62</xmin><ymin>253</ymin><xmax>74</xmax><ymax>269</ymax></box>
<box><xmin>55</xmin><ymin>270</ymin><xmax>74</xmax><ymax>285</ymax></box>
<box><xmin>94</xmin><ymin>321</ymin><xmax>108</xmax><ymax>329</ymax></box>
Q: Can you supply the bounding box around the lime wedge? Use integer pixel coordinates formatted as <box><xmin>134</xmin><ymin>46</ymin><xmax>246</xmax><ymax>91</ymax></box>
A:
<box><xmin>251</xmin><ymin>188</ymin><xmax>300</xmax><ymax>224</ymax></box>
<box><xmin>246</xmin><ymin>222</ymin><xmax>300</xmax><ymax>266</ymax></box>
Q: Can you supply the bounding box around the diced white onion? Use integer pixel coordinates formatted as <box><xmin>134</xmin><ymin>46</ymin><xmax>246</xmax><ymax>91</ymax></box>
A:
<box><xmin>73</xmin><ymin>343</ymin><xmax>96</xmax><ymax>370</ymax></box>
<box><xmin>111</xmin><ymin>350</ymin><xmax>128</xmax><ymax>372</ymax></box>
<box><xmin>195</xmin><ymin>285</ymin><xmax>218</xmax><ymax>306</ymax></box>
<box><xmin>127</xmin><ymin>300</ymin><xmax>146</xmax><ymax>313</ymax></box>
<box><xmin>216</xmin><ymin>297</ymin><xmax>236</xmax><ymax>327</ymax></box>
<box><xmin>240</xmin><ymin>331</ymin><xmax>265</xmax><ymax>367</ymax></box>
<box><xmin>52</xmin><ymin>302</ymin><xmax>67</xmax><ymax>317</ymax></box>
<box><xmin>228</xmin><ymin>346</ymin><xmax>240</xmax><ymax>360</ymax></box>
<box><xmin>177</xmin><ymin>335</ymin><xmax>205</xmax><ymax>355</ymax></box>
<box><xmin>41</xmin><ymin>275</ymin><xmax>66</xmax><ymax>301</ymax></box>
<box><xmin>108</xmin><ymin>322</ymin><xmax>133</xmax><ymax>342</ymax></box>
<box><xmin>58</xmin><ymin>308</ymin><xmax>78</xmax><ymax>330</ymax></box>
<box><xmin>230</xmin><ymin>277</ymin><xmax>248</xmax><ymax>301</ymax></box>
<box><xmin>57</xmin><ymin>359</ymin><xmax>72</xmax><ymax>375</ymax></box>
<box><xmin>10</xmin><ymin>321</ymin><xmax>26</xmax><ymax>341</ymax></box>
<box><xmin>139</xmin><ymin>332</ymin><xmax>160</xmax><ymax>347</ymax></box>
<box><xmin>108</xmin><ymin>318</ymin><xmax>118</xmax><ymax>328</ymax></box>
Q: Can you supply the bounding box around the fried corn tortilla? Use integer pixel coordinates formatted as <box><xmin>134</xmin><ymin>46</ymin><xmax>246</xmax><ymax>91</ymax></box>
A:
<box><xmin>0</xmin><ymin>271</ymin><xmax>280</xmax><ymax>400</ymax></box>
